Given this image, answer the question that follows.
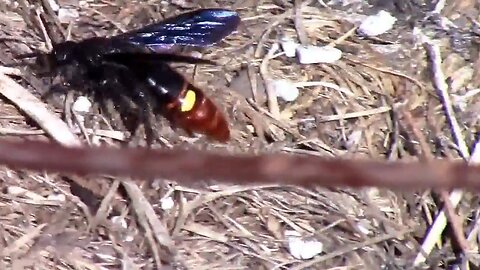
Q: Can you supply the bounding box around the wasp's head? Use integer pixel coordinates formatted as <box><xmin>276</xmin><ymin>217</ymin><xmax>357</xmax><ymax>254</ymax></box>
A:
<box><xmin>50</xmin><ymin>41</ymin><xmax>77</xmax><ymax>65</ymax></box>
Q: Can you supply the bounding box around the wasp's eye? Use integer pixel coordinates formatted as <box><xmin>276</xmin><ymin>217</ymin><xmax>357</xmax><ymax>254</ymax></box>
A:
<box><xmin>52</xmin><ymin>41</ymin><xmax>76</xmax><ymax>63</ymax></box>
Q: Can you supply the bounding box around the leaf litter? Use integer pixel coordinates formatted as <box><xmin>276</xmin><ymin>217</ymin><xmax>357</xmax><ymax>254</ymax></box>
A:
<box><xmin>0</xmin><ymin>0</ymin><xmax>479</xmax><ymax>269</ymax></box>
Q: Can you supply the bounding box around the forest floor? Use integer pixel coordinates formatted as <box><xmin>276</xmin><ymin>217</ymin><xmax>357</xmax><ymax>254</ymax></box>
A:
<box><xmin>1</xmin><ymin>0</ymin><xmax>480</xmax><ymax>269</ymax></box>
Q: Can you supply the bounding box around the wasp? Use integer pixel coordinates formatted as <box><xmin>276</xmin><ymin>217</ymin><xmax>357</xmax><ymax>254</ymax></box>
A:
<box><xmin>17</xmin><ymin>8</ymin><xmax>240</xmax><ymax>142</ymax></box>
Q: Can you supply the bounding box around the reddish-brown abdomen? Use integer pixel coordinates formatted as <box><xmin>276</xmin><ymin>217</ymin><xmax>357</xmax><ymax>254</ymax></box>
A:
<box><xmin>165</xmin><ymin>84</ymin><xmax>230</xmax><ymax>142</ymax></box>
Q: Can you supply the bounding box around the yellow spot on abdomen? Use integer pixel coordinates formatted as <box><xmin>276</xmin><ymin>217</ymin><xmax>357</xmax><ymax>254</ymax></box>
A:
<box><xmin>180</xmin><ymin>89</ymin><xmax>196</xmax><ymax>112</ymax></box>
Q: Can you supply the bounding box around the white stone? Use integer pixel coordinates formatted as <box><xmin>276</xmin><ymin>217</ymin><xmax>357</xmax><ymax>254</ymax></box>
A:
<box><xmin>72</xmin><ymin>96</ymin><xmax>92</xmax><ymax>115</ymax></box>
<box><xmin>7</xmin><ymin>186</ymin><xmax>27</xmax><ymax>195</ymax></box>
<box><xmin>281</xmin><ymin>39</ymin><xmax>299</xmax><ymax>58</ymax></box>
<box><xmin>358</xmin><ymin>10</ymin><xmax>397</xmax><ymax>37</ymax></box>
<box><xmin>273</xmin><ymin>80</ymin><xmax>299</xmax><ymax>102</ymax></box>
<box><xmin>111</xmin><ymin>216</ymin><xmax>128</xmax><ymax>229</ymax></box>
<box><xmin>297</xmin><ymin>45</ymin><xmax>342</xmax><ymax>64</ymax></box>
<box><xmin>46</xmin><ymin>0</ymin><xmax>60</xmax><ymax>11</ymax></box>
<box><xmin>47</xmin><ymin>193</ymin><xmax>66</xmax><ymax>202</ymax></box>
<box><xmin>285</xmin><ymin>230</ymin><xmax>324</xmax><ymax>260</ymax></box>
<box><xmin>58</xmin><ymin>8</ymin><xmax>79</xmax><ymax>24</ymax></box>
<box><xmin>160</xmin><ymin>196</ymin><xmax>174</xmax><ymax>210</ymax></box>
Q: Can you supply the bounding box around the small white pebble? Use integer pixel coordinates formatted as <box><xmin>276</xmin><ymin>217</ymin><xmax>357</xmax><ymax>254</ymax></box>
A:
<box><xmin>72</xmin><ymin>96</ymin><xmax>92</xmax><ymax>115</ymax></box>
<box><xmin>58</xmin><ymin>8</ymin><xmax>79</xmax><ymax>24</ymax></box>
<box><xmin>47</xmin><ymin>193</ymin><xmax>66</xmax><ymax>202</ymax></box>
<box><xmin>90</xmin><ymin>135</ymin><xmax>102</xmax><ymax>146</ymax></box>
<box><xmin>285</xmin><ymin>230</ymin><xmax>323</xmax><ymax>260</ymax></box>
<box><xmin>296</xmin><ymin>45</ymin><xmax>342</xmax><ymax>64</ymax></box>
<box><xmin>346</xmin><ymin>130</ymin><xmax>363</xmax><ymax>149</ymax></box>
<box><xmin>160</xmin><ymin>196</ymin><xmax>174</xmax><ymax>210</ymax></box>
<box><xmin>46</xmin><ymin>0</ymin><xmax>60</xmax><ymax>11</ymax></box>
<box><xmin>124</xmin><ymin>233</ymin><xmax>135</xmax><ymax>242</ymax></box>
<box><xmin>78</xmin><ymin>1</ymin><xmax>89</xmax><ymax>8</ymax></box>
<box><xmin>190</xmin><ymin>51</ymin><xmax>203</xmax><ymax>58</ymax></box>
<box><xmin>7</xmin><ymin>186</ymin><xmax>45</xmax><ymax>200</ymax></box>
<box><xmin>111</xmin><ymin>216</ymin><xmax>128</xmax><ymax>229</ymax></box>
<box><xmin>272</xmin><ymin>80</ymin><xmax>299</xmax><ymax>102</ymax></box>
<box><xmin>281</xmin><ymin>39</ymin><xmax>299</xmax><ymax>58</ymax></box>
<box><xmin>356</xmin><ymin>219</ymin><xmax>371</xmax><ymax>235</ymax></box>
<box><xmin>7</xmin><ymin>186</ymin><xmax>27</xmax><ymax>195</ymax></box>
<box><xmin>358</xmin><ymin>10</ymin><xmax>397</xmax><ymax>37</ymax></box>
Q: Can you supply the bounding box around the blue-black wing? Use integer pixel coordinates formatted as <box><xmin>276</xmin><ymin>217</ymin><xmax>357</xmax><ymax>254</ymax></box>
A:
<box><xmin>104</xmin><ymin>52</ymin><xmax>216</xmax><ymax>65</ymax></box>
<box><xmin>117</xmin><ymin>9</ymin><xmax>240</xmax><ymax>51</ymax></box>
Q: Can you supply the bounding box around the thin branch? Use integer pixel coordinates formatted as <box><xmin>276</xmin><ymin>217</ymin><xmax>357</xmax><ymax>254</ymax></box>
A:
<box><xmin>0</xmin><ymin>139</ymin><xmax>479</xmax><ymax>190</ymax></box>
<box><xmin>413</xmin><ymin>36</ymin><xmax>474</xmax><ymax>266</ymax></box>
<box><xmin>0</xmin><ymin>73</ymin><xmax>81</xmax><ymax>146</ymax></box>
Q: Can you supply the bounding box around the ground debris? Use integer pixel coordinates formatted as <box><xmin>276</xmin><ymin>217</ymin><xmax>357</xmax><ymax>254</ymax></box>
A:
<box><xmin>0</xmin><ymin>0</ymin><xmax>479</xmax><ymax>269</ymax></box>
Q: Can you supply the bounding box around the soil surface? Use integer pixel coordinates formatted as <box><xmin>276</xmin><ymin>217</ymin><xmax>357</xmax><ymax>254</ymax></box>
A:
<box><xmin>1</xmin><ymin>0</ymin><xmax>480</xmax><ymax>269</ymax></box>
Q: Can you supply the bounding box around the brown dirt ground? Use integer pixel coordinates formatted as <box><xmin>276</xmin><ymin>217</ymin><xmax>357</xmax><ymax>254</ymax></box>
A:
<box><xmin>1</xmin><ymin>0</ymin><xmax>480</xmax><ymax>269</ymax></box>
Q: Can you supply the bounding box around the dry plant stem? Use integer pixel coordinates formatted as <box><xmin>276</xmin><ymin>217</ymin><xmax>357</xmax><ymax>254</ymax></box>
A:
<box><xmin>1</xmin><ymin>69</ymin><xmax>169</xmax><ymax>266</ymax></box>
<box><xmin>86</xmin><ymin>7</ymin><xmax>127</xmax><ymax>32</ymax></box>
<box><xmin>299</xmin><ymin>106</ymin><xmax>391</xmax><ymax>123</ymax></box>
<box><xmin>294</xmin><ymin>81</ymin><xmax>355</xmax><ymax>97</ymax></box>
<box><xmin>172</xmin><ymin>185</ymin><xmax>280</xmax><ymax>236</ymax></box>
<box><xmin>0</xmin><ymin>66</ymin><xmax>22</xmax><ymax>76</ymax></box>
<box><xmin>73</xmin><ymin>112</ymin><xmax>92</xmax><ymax>145</ymax></box>
<box><xmin>290</xmin><ymin>227</ymin><xmax>415</xmax><ymax>270</ymax></box>
<box><xmin>260</xmin><ymin>43</ymin><xmax>281</xmax><ymax>119</ymax></box>
<box><xmin>413</xmin><ymin>39</ymin><xmax>473</xmax><ymax>266</ymax></box>
<box><xmin>253</xmin><ymin>0</ymin><xmax>312</xmax><ymax>57</ymax></box>
<box><xmin>424</xmin><ymin>41</ymin><xmax>469</xmax><ymax>158</ymax></box>
<box><xmin>90</xmin><ymin>179</ymin><xmax>120</xmax><ymax>230</ymax></box>
<box><xmin>0</xmin><ymin>128</ymin><xmax>44</xmax><ymax>135</ymax></box>
<box><xmin>294</xmin><ymin>0</ymin><xmax>309</xmax><ymax>45</ymax></box>
<box><xmin>347</xmin><ymin>57</ymin><xmax>424</xmax><ymax>90</ymax></box>
<box><xmin>122</xmin><ymin>181</ymin><xmax>164</xmax><ymax>268</ymax></box>
<box><xmin>0</xmin><ymin>223</ymin><xmax>47</xmax><ymax>256</ymax></box>
<box><xmin>0</xmin><ymin>73</ymin><xmax>81</xmax><ymax>146</ymax></box>
<box><xmin>39</xmin><ymin>173</ymin><xmax>94</xmax><ymax>223</ymax></box>
<box><xmin>5</xmin><ymin>139</ymin><xmax>480</xmax><ymax>190</ymax></box>
<box><xmin>433</xmin><ymin>0</ymin><xmax>447</xmax><ymax>13</ymax></box>
<box><xmin>247</xmin><ymin>65</ymin><xmax>259</xmax><ymax>104</ymax></box>
<box><xmin>254</xmin><ymin>11</ymin><xmax>291</xmax><ymax>58</ymax></box>
<box><xmin>33</xmin><ymin>8</ymin><xmax>53</xmax><ymax>51</ymax></box>
<box><xmin>327</xmin><ymin>26</ymin><xmax>358</xmax><ymax>47</ymax></box>
<box><xmin>39</xmin><ymin>0</ymin><xmax>66</xmax><ymax>40</ymax></box>
<box><xmin>403</xmin><ymin>111</ymin><xmax>469</xmax><ymax>257</ymax></box>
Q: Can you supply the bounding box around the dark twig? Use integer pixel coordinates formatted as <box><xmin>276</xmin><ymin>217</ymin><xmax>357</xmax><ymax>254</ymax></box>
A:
<box><xmin>402</xmin><ymin>110</ymin><xmax>469</xmax><ymax>255</ymax></box>
<box><xmin>294</xmin><ymin>0</ymin><xmax>309</xmax><ymax>45</ymax></box>
<box><xmin>0</xmin><ymin>139</ymin><xmax>479</xmax><ymax>190</ymax></box>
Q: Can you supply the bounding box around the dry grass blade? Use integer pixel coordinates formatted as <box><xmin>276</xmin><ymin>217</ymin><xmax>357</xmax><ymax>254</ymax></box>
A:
<box><xmin>0</xmin><ymin>66</ymin><xmax>22</xmax><ymax>76</ymax></box>
<box><xmin>290</xmin><ymin>228</ymin><xmax>415</xmax><ymax>269</ymax></box>
<box><xmin>173</xmin><ymin>184</ymin><xmax>280</xmax><ymax>236</ymax></box>
<box><xmin>183</xmin><ymin>223</ymin><xmax>229</xmax><ymax>243</ymax></box>
<box><xmin>315</xmin><ymin>106</ymin><xmax>391</xmax><ymax>123</ymax></box>
<box><xmin>259</xmin><ymin>43</ymin><xmax>281</xmax><ymax>119</ymax></box>
<box><xmin>1</xmin><ymin>223</ymin><xmax>47</xmax><ymax>257</ymax></box>
<box><xmin>0</xmin><ymin>73</ymin><xmax>80</xmax><ymax>146</ymax></box>
<box><xmin>122</xmin><ymin>181</ymin><xmax>175</xmax><ymax>267</ymax></box>
<box><xmin>413</xmin><ymin>36</ymin><xmax>474</xmax><ymax>266</ymax></box>
<box><xmin>423</xmin><ymin>40</ymin><xmax>469</xmax><ymax>158</ymax></box>
<box><xmin>89</xmin><ymin>179</ymin><xmax>120</xmax><ymax>230</ymax></box>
